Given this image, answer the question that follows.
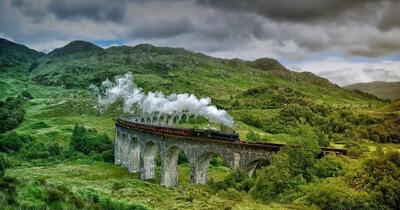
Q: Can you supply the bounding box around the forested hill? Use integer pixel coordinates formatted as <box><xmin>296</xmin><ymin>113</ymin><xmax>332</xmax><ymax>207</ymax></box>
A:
<box><xmin>0</xmin><ymin>38</ymin><xmax>44</xmax><ymax>72</ymax></box>
<box><xmin>0</xmin><ymin>38</ymin><xmax>379</xmax><ymax>107</ymax></box>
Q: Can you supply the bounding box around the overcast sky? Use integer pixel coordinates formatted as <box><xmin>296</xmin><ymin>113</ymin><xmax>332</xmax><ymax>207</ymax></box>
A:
<box><xmin>1</xmin><ymin>0</ymin><xmax>400</xmax><ymax>86</ymax></box>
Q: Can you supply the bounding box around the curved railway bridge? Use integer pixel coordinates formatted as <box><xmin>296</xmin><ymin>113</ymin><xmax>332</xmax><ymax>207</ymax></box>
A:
<box><xmin>115</xmin><ymin>115</ymin><xmax>346</xmax><ymax>187</ymax></box>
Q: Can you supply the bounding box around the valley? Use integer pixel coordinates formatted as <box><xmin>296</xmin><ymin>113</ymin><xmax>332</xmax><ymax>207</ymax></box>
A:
<box><xmin>1</xmin><ymin>38</ymin><xmax>399</xmax><ymax>210</ymax></box>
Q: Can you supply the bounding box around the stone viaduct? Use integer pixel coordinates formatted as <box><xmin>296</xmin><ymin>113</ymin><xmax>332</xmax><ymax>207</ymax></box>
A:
<box><xmin>114</xmin><ymin>116</ymin><xmax>346</xmax><ymax>187</ymax></box>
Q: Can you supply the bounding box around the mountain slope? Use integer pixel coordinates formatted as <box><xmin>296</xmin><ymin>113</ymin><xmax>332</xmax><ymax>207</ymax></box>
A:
<box><xmin>0</xmin><ymin>38</ymin><xmax>45</xmax><ymax>98</ymax></box>
<box><xmin>25</xmin><ymin>40</ymin><xmax>379</xmax><ymax>107</ymax></box>
<box><xmin>344</xmin><ymin>81</ymin><xmax>400</xmax><ymax>100</ymax></box>
<box><xmin>48</xmin><ymin>40</ymin><xmax>103</xmax><ymax>57</ymax></box>
<box><xmin>0</xmin><ymin>38</ymin><xmax>44</xmax><ymax>71</ymax></box>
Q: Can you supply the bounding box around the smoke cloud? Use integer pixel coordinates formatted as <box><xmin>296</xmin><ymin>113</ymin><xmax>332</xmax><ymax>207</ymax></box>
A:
<box><xmin>90</xmin><ymin>72</ymin><xmax>234</xmax><ymax>127</ymax></box>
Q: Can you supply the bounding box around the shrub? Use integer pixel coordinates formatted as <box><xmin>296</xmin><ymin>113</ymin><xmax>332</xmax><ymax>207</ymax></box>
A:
<box><xmin>112</xmin><ymin>181</ymin><xmax>125</xmax><ymax>191</ymax></box>
<box><xmin>0</xmin><ymin>153</ymin><xmax>10</xmax><ymax>177</ymax></box>
<box><xmin>0</xmin><ymin>96</ymin><xmax>26</xmax><ymax>133</ymax></box>
<box><xmin>312</xmin><ymin>155</ymin><xmax>344</xmax><ymax>178</ymax></box>
<box><xmin>46</xmin><ymin>188</ymin><xmax>65</xmax><ymax>203</ymax></box>
<box><xmin>101</xmin><ymin>150</ymin><xmax>114</xmax><ymax>163</ymax></box>
<box><xmin>250</xmin><ymin>151</ymin><xmax>291</xmax><ymax>201</ymax></box>
<box><xmin>306</xmin><ymin>181</ymin><xmax>376</xmax><ymax>210</ymax></box>
<box><xmin>246</xmin><ymin>130</ymin><xmax>261</xmax><ymax>141</ymax></box>
<box><xmin>70</xmin><ymin>124</ymin><xmax>113</xmax><ymax>155</ymax></box>
<box><xmin>0</xmin><ymin>176</ymin><xmax>18</xmax><ymax>205</ymax></box>
<box><xmin>47</xmin><ymin>143</ymin><xmax>61</xmax><ymax>156</ymax></box>
<box><xmin>100</xmin><ymin>198</ymin><xmax>149</xmax><ymax>210</ymax></box>
<box><xmin>177</xmin><ymin>150</ymin><xmax>188</xmax><ymax>164</ymax></box>
<box><xmin>21</xmin><ymin>141</ymin><xmax>62</xmax><ymax>159</ymax></box>
<box><xmin>344</xmin><ymin>140</ymin><xmax>368</xmax><ymax>158</ymax></box>
<box><xmin>20</xmin><ymin>90</ymin><xmax>33</xmax><ymax>100</ymax></box>
<box><xmin>0</xmin><ymin>132</ymin><xmax>33</xmax><ymax>153</ymax></box>
<box><xmin>209</xmin><ymin>155</ymin><xmax>228</xmax><ymax>167</ymax></box>
<box><xmin>251</xmin><ymin>127</ymin><xmax>320</xmax><ymax>201</ymax></box>
<box><xmin>362</xmin><ymin>150</ymin><xmax>400</xmax><ymax>209</ymax></box>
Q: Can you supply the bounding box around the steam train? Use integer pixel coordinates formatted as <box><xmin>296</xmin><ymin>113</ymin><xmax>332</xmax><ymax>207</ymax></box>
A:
<box><xmin>116</xmin><ymin>116</ymin><xmax>347</xmax><ymax>155</ymax></box>
<box><xmin>116</xmin><ymin>116</ymin><xmax>240</xmax><ymax>142</ymax></box>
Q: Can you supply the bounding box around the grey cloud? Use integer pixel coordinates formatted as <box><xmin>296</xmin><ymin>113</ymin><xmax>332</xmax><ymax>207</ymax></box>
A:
<box><xmin>377</xmin><ymin>1</ymin><xmax>400</xmax><ymax>31</ymax></box>
<box><xmin>198</xmin><ymin>0</ymin><xmax>377</xmax><ymax>22</ymax></box>
<box><xmin>2</xmin><ymin>0</ymin><xmax>400</xmax><ymax>60</ymax></box>
<box><xmin>11</xmin><ymin>0</ymin><xmax>48</xmax><ymax>22</ymax></box>
<box><xmin>12</xmin><ymin>0</ymin><xmax>127</xmax><ymax>23</ymax></box>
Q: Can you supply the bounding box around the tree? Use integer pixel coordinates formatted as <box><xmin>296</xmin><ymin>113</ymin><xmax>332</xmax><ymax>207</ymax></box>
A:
<box><xmin>312</xmin><ymin>155</ymin><xmax>344</xmax><ymax>178</ymax></box>
<box><xmin>0</xmin><ymin>153</ymin><xmax>9</xmax><ymax>177</ymax></box>
<box><xmin>70</xmin><ymin>124</ymin><xmax>113</xmax><ymax>155</ymax></box>
<box><xmin>250</xmin><ymin>151</ymin><xmax>291</xmax><ymax>201</ymax></box>
<box><xmin>251</xmin><ymin>125</ymin><xmax>320</xmax><ymax>201</ymax></box>
<box><xmin>362</xmin><ymin>150</ymin><xmax>400</xmax><ymax>209</ymax></box>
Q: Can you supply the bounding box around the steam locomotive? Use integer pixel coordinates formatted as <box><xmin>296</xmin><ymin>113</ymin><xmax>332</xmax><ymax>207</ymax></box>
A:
<box><xmin>116</xmin><ymin>116</ymin><xmax>240</xmax><ymax>142</ymax></box>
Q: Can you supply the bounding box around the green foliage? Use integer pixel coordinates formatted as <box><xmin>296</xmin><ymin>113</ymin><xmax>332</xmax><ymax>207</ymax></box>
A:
<box><xmin>20</xmin><ymin>141</ymin><xmax>62</xmax><ymax>160</ymax></box>
<box><xmin>99</xmin><ymin>198</ymin><xmax>150</xmax><ymax>210</ymax></box>
<box><xmin>344</xmin><ymin>140</ymin><xmax>369</xmax><ymax>158</ymax></box>
<box><xmin>312</xmin><ymin>155</ymin><xmax>344</xmax><ymax>178</ymax></box>
<box><xmin>209</xmin><ymin>170</ymin><xmax>254</xmax><ymax>192</ymax></box>
<box><xmin>70</xmin><ymin>124</ymin><xmax>113</xmax><ymax>156</ymax></box>
<box><xmin>250</xmin><ymin>151</ymin><xmax>291</xmax><ymax>201</ymax></box>
<box><xmin>306</xmin><ymin>181</ymin><xmax>376</xmax><ymax>210</ymax></box>
<box><xmin>20</xmin><ymin>90</ymin><xmax>33</xmax><ymax>100</ymax></box>
<box><xmin>78</xmin><ymin>187</ymin><xmax>149</xmax><ymax>210</ymax></box>
<box><xmin>0</xmin><ymin>153</ymin><xmax>10</xmax><ymax>177</ymax></box>
<box><xmin>251</xmin><ymin>126</ymin><xmax>320</xmax><ymax>201</ymax></box>
<box><xmin>209</xmin><ymin>155</ymin><xmax>228</xmax><ymax>167</ymax></box>
<box><xmin>237</xmin><ymin>86</ymin><xmax>308</xmax><ymax>109</ymax></box>
<box><xmin>0</xmin><ymin>96</ymin><xmax>26</xmax><ymax>133</ymax></box>
<box><xmin>177</xmin><ymin>150</ymin><xmax>188</xmax><ymax>164</ymax></box>
<box><xmin>0</xmin><ymin>132</ymin><xmax>33</xmax><ymax>153</ymax></box>
<box><xmin>0</xmin><ymin>176</ymin><xmax>18</xmax><ymax>206</ymax></box>
<box><xmin>362</xmin><ymin>150</ymin><xmax>400</xmax><ymax>209</ymax></box>
<box><xmin>285</xmin><ymin>126</ymin><xmax>320</xmax><ymax>181</ymax></box>
<box><xmin>246</xmin><ymin>130</ymin><xmax>261</xmax><ymax>141</ymax></box>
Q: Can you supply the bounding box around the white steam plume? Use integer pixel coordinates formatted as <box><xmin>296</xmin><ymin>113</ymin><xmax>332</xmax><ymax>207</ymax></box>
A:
<box><xmin>90</xmin><ymin>72</ymin><xmax>234</xmax><ymax>127</ymax></box>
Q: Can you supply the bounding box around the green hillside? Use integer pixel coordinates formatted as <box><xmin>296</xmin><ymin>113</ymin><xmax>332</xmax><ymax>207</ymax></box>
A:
<box><xmin>0</xmin><ymin>39</ymin><xmax>399</xmax><ymax>209</ymax></box>
<box><xmin>344</xmin><ymin>81</ymin><xmax>400</xmax><ymax>100</ymax></box>
<box><xmin>29</xmin><ymin>40</ymin><xmax>379</xmax><ymax>106</ymax></box>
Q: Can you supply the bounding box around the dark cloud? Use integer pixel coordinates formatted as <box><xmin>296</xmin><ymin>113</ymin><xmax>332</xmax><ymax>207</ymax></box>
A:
<box><xmin>47</xmin><ymin>0</ymin><xmax>126</xmax><ymax>22</ymax></box>
<box><xmin>11</xmin><ymin>0</ymin><xmax>48</xmax><ymax>22</ymax></box>
<box><xmin>198</xmin><ymin>0</ymin><xmax>376</xmax><ymax>22</ymax></box>
<box><xmin>12</xmin><ymin>0</ymin><xmax>127</xmax><ymax>23</ymax></box>
<box><xmin>2</xmin><ymin>0</ymin><xmax>400</xmax><ymax>60</ymax></box>
<box><xmin>377</xmin><ymin>1</ymin><xmax>400</xmax><ymax>31</ymax></box>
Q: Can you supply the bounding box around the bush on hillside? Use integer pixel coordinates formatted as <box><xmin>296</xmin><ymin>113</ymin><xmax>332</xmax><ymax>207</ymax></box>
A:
<box><xmin>0</xmin><ymin>176</ymin><xmax>18</xmax><ymax>205</ymax></box>
<box><xmin>0</xmin><ymin>96</ymin><xmax>26</xmax><ymax>133</ymax></box>
<box><xmin>20</xmin><ymin>141</ymin><xmax>62</xmax><ymax>160</ymax></box>
<box><xmin>70</xmin><ymin>124</ymin><xmax>113</xmax><ymax>160</ymax></box>
<box><xmin>209</xmin><ymin>170</ymin><xmax>254</xmax><ymax>192</ymax></box>
<box><xmin>0</xmin><ymin>132</ymin><xmax>33</xmax><ymax>153</ymax></box>
<box><xmin>251</xmin><ymin>126</ymin><xmax>320</xmax><ymax>201</ymax></box>
<box><xmin>246</xmin><ymin>130</ymin><xmax>261</xmax><ymax>141</ymax></box>
<box><xmin>306</xmin><ymin>181</ymin><xmax>376</xmax><ymax>210</ymax></box>
<box><xmin>0</xmin><ymin>153</ymin><xmax>10</xmax><ymax>177</ymax></box>
<box><xmin>362</xmin><ymin>150</ymin><xmax>400</xmax><ymax>209</ymax></box>
<box><xmin>20</xmin><ymin>90</ymin><xmax>33</xmax><ymax>100</ymax></box>
<box><xmin>311</xmin><ymin>155</ymin><xmax>344</xmax><ymax>178</ymax></box>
